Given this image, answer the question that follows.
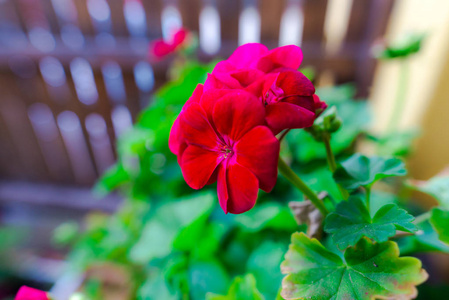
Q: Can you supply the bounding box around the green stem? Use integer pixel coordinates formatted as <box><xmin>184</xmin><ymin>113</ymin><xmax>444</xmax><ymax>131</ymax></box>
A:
<box><xmin>387</xmin><ymin>59</ymin><xmax>409</xmax><ymax>132</ymax></box>
<box><xmin>413</xmin><ymin>211</ymin><xmax>431</xmax><ymax>224</ymax></box>
<box><xmin>365</xmin><ymin>186</ymin><xmax>371</xmax><ymax>211</ymax></box>
<box><xmin>322</xmin><ymin>133</ymin><xmax>349</xmax><ymax>200</ymax></box>
<box><xmin>278</xmin><ymin>157</ymin><xmax>329</xmax><ymax>216</ymax></box>
<box><xmin>323</xmin><ymin>133</ymin><xmax>337</xmax><ymax>172</ymax></box>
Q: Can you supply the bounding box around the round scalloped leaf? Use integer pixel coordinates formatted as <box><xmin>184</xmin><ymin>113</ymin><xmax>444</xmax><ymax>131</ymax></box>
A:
<box><xmin>324</xmin><ymin>195</ymin><xmax>417</xmax><ymax>249</ymax></box>
<box><xmin>281</xmin><ymin>232</ymin><xmax>427</xmax><ymax>300</ymax></box>
<box><xmin>333</xmin><ymin>154</ymin><xmax>407</xmax><ymax>190</ymax></box>
<box><xmin>430</xmin><ymin>207</ymin><xmax>449</xmax><ymax>245</ymax></box>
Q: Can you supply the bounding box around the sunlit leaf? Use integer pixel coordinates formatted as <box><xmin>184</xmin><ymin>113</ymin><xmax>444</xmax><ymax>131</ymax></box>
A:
<box><xmin>324</xmin><ymin>195</ymin><xmax>416</xmax><ymax>249</ymax></box>
<box><xmin>281</xmin><ymin>233</ymin><xmax>427</xmax><ymax>300</ymax></box>
<box><xmin>430</xmin><ymin>207</ymin><xmax>449</xmax><ymax>245</ymax></box>
<box><xmin>333</xmin><ymin>154</ymin><xmax>406</xmax><ymax>190</ymax></box>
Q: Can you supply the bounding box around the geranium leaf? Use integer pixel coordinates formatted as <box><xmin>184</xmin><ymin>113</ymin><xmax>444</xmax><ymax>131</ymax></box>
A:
<box><xmin>324</xmin><ymin>195</ymin><xmax>417</xmax><ymax>249</ymax></box>
<box><xmin>410</xmin><ymin>176</ymin><xmax>449</xmax><ymax>208</ymax></box>
<box><xmin>398</xmin><ymin>220</ymin><xmax>449</xmax><ymax>255</ymax></box>
<box><xmin>281</xmin><ymin>233</ymin><xmax>428</xmax><ymax>300</ymax></box>
<box><xmin>333</xmin><ymin>154</ymin><xmax>407</xmax><ymax>190</ymax></box>
<box><xmin>430</xmin><ymin>207</ymin><xmax>449</xmax><ymax>245</ymax></box>
<box><xmin>206</xmin><ymin>274</ymin><xmax>264</xmax><ymax>300</ymax></box>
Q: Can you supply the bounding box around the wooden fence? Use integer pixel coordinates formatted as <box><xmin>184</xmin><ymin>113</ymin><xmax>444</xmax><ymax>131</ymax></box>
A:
<box><xmin>0</xmin><ymin>0</ymin><xmax>395</xmax><ymax>186</ymax></box>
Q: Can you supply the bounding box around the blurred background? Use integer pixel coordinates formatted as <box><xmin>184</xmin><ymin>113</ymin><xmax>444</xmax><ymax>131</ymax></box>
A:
<box><xmin>1</xmin><ymin>0</ymin><xmax>449</xmax><ymax>299</ymax></box>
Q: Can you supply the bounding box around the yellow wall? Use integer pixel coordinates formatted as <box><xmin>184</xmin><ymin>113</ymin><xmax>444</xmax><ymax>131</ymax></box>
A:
<box><xmin>370</xmin><ymin>0</ymin><xmax>449</xmax><ymax>179</ymax></box>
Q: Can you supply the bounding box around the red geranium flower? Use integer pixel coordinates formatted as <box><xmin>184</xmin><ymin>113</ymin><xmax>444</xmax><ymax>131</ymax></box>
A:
<box><xmin>15</xmin><ymin>286</ymin><xmax>50</xmax><ymax>300</ymax></box>
<box><xmin>169</xmin><ymin>86</ymin><xmax>279</xmax><ymax>214</ymax></box>
<box><xmin>204</xmin><ymin>43</ymin><xmax>326</xmax><ymax>134</ymax></box>
<box><xmin>149</xmin><ymin>28</ymin><xmax>189</xmax><ymax>60</ymax></box>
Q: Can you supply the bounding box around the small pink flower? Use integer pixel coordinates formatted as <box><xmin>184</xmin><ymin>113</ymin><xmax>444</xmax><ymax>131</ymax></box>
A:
<box><xmin>149</xmin><ymin>28</ymin><xmax>189</xmax><ymax>60</ymax></box>
<box><xmin>15</xmin><ymin>286</ymin><xmax>50</xmax><ymax>300</ymax></box>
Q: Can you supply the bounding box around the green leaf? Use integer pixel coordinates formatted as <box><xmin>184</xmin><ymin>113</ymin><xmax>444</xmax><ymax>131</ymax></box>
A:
<box><xmin>53</xmin><ymin>221</ymin><xmax>79</xmax><ymax>246</ymax></box>
<box><xmin>189</xmin><ymin>260</ymin><xmax>230</xmax><ymax>300</ymax></box>
<box><xmin>281</xmin><ymin>232</ymin><xmax>427</xmax><ymax>300</ymax></box>
<box><xmin>376</xmin><ymin>129</ymin><xmax>420</xmax><ymax>157</ymax></box>
<box><xmin>206</xmin><ymin>274</ymin><xmax>264</xmax><ymax>300</ymax></box>
<box><xmin>94</xmin><ymin>163</ymin><xmax>130</xmax><ymax>195</ymax></box>
<box><xmin>247</xmin><ymin>241</ymin><xmax>286</xmax><ymax>299</ymax></box>
<box><xmin>129</xmin><ymin>192</ymin><xmax>215</xmax><ymax>263</ymax></box>
<box><xmin>430</xmin><ymin>207</ymin><xmax>449</xmax><ymax>245</ymax></box>
<box><xmin>398</xmin><ymin>220</ymin><xmax>449</xmax><ymax>255</ymax></box>
<box><xmin>138</xmin><ymin>273</ymin><xmax>179</xmax><ymax>300</ymax></box>
<box><xmin>333</xmin><ymin>154</ymin><xmax>407</xmax><ymax>190</ymax></box>
<box><xmin>410</xmin><ymin>176</ymin><xmax>449</xmax><ymax>208</ymax></box>
<box><xmin>324</xmin><ymin>195</ymin><xmax>417</xmax><ymax>249</ymax></box>
<box><xmin>375</xmin><ymin>33</ymin><xmax>425</xmax><ymax>59</ymax></box>
<box><xmin>234</xmin><ymin>202</ymin><xmax>297</xmax><ymax>232</ymax></box>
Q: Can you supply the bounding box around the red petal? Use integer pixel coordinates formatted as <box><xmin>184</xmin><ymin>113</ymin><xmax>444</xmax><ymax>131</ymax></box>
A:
<box><xmin>275</xmin><ymin>69</ymin><xmax>315</xmax><ymax>97</ymax></box>
<box><xmin>181</xmin><ymin>103</ymin><xmax>220</xmax><ymax>150</ymax></box>
<box><xmin>213</xmin><ymin>61</ymin><xmax>236</xmax><ymax>74</ymax></box>
<box><xmin>151</xmin><ymin>40</ymin><xmax>175</xmax><ymax>58</ymax></box>
<box><xmin>169</xmin><ymin>117</ymin><xmax>183</xmax><ymax>155</ymax></box>
<box><xmin>313</xmin><ymin>94</ymin><xmax>328</xmax><ymax>116</ymax></box>
<box><xmin>230</xmin><ymin>69</ymin><xmax>265</xmax><ymax>87</ymax></box>
<box><xmin>256</xmin><ymin>45</ymin><xmax>303</xmax><ymax>72</ymax></box>
<box><xmin>217</xmin><ymin>164</ymin><xmax>229</xmax><ymax>213</ymax></box>
<box><xmin>265</xmin><ymin>102</ymin><xmax>316</xmax><ymax>135</ymax></box>
<box><xmin>235</xmin><ymin>126</ymin><xmax>279</xmax><ymax>192</ymax></box>
<box><xmin>212</xmin><ymin>91</ymin><xmax>265</xmax><ymax>141</ymax></box>
<box><xmin>225</xmin><ymin>163</ymin><xmax>259</xmax><ymax>214</ymax></box>
<box><xmin>204</xmin><ymin>73</ymin><xmax>229</xmax><ymax>91</ymax></box>
<box><xmin>199</xmin><ymin>88</ymin><xmax>229</xmax><ymax>121</ymax></box>
<box><xmin>180</xmin><ymin>145</ymin><xmax>222</xmax><ymax>189</ymax></box>
<box><xmin>15</xmin><ymin>286</ymin><xmax>49</xmax><ymax>300</ymax></box>
<box><xmin>189</xmin><ymin>84</ymin><xmax>204</xmax><ymax>104</ymax></box>
<box><xmin>173</xmin><ymin>28</ymin><xmax>187</xmax><ymax>46</ymax></box>
<box><xmin>212</xmin><ymin>72</ymin><xmax>242</xmax><ymax>89</ymax></box>
<box><xmin>228</xmin><ymin>43</ymin><xmax>268</xmax><ymax>68</ymax></box>
<box><xmin>244</xmin><ymin>76</ymin><xmax>265</xmax><ymax>97</ymax></box>
<box><xmin>169</xmin><ymin>84</ymin><xmax>204</xmax><ymax>155</ymax></box>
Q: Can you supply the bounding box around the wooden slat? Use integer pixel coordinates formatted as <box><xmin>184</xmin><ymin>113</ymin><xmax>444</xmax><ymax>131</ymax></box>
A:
<box><xmin>260</xmin><ymin>0</ymin><xmax>286</xmax><ymax>44</ymax></box>
<box><xmin>302</xmin><ymin>0</ymin><xmax>327</xmax><ymax>42</ymax></box>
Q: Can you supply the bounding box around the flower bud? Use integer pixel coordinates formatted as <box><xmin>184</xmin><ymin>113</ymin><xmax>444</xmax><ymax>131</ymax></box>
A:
<box><xmin>306</xmin><ymin>106</ymin><xmax>342</xmax><ymax>141</ymax></box>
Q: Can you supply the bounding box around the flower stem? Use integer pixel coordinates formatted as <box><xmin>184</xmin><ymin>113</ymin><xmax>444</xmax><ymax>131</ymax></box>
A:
<box><xmin>387</xmin><ymin>59</ymin><xmax>409</xmax><ymax>132</ymax></box>
<box><xmin>365</xmin><ymin>186</ymin><xmax>371</xmax><ymax>211</ymax></box>
<box><xmin>322</xmin><ymin>133</ymin><xmax>349</xmax><ymax>200</ymax></box>
<box><xmin>323</xmin><ymin>132</ymin><xmax>337</xmax><ymax>172</ymax></box>
<box><xmin>278</xmin><ymin>157</ymin><xmax>329</xmax><ymax>216</ymax></box>
<box><xmin>413</xmin><ymin>211</ymin><xmax>431</xmax><ymax>224</ymax></box>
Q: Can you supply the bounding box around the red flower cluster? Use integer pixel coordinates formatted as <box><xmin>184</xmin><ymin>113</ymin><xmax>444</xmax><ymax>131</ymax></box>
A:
<box><xmin>149</xmin><ymin>28</ymin><xmax>189</xmax><ymax>60</ymax></box>
<box><xmin>169</xmin><ymin>43</ymin><xmax>326</xmax><ymax>214</ymax></box>
<box><xmin>15</xmin><ymin>286</ymin><xmax>49</xmax><ymax>300</ymax></box>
